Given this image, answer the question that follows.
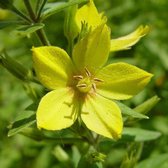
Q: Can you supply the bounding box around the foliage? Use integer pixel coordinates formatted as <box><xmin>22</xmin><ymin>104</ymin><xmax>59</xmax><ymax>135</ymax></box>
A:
<box><xmin>0</xmin><ymin>0</ymin><xmax>168</xmax><ymax>168</ymax></box>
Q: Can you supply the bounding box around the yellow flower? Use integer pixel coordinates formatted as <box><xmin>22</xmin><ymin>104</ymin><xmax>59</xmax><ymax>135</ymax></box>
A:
<box><xmin>75</xmin><ymin>0</ymin><xmax>150</xmax><ymax>52</ymax></box>
<box><xmin>32</xmin><ymin>23</ymin><xmax>152</xmax><ymax>139</ymax></box>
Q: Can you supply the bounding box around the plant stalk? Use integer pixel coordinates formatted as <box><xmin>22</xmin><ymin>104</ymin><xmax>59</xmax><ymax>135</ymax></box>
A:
<box><xmin>23</xmin><ymin>0</ymin><xmax>50</xmax><ymax>46</ymax></box>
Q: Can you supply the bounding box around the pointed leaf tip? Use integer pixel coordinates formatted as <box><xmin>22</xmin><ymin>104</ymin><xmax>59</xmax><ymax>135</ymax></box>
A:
<box><xmin>110</xmin><ymin>25</ymin><xmax>150</xmax><ymax>52</ymax></box>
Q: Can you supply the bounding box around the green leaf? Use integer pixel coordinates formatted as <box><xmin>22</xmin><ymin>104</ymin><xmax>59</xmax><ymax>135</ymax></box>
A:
<box><xmin>0</xmin><ymin>21</ymin><xmax>21</xmax><ymax>29</ymax></box>
<box><xmin>20</xmin><ymin>127</ymin><xmax>85</xmax><ymax>142</ymax></box>
<box><xmin>8</xmin><ymin>113</ymin><xmax>36</xmax><ymax>137</ymax></box>
<box><xmin>135</xmin><ymin>154</ymin><xmax>168</xmax><ymax>168</ymax></box>
<box><xmin>116</xmin><ymin>101</ymin><xmax>149</xmax><ymax>119</ymax></box>
<box><xmin>134</xmin><ymin>95</ymin><xmax>160</xmax><ymax>114</ymax></box>
<box><xmin>15</xmin><ymin>23</ymin><xmax>44</xmax><ymax>36</ymax></box>
<box><xmin>25</xmin><ymin>102</ymin><xmax>39</xmax><ymax>111</ymax></box>
<box><xmin>41</xmin><ymin>0</ymin><xmax>88</xmax><ymax>20</ymax></box>
<box><xmin>122</xmin><ymin>127</ymin><xmax>161</xmax><ymax>141</ymax></box>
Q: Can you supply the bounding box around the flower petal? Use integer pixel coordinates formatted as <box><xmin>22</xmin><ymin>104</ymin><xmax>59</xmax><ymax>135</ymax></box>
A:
<box><xmin>32</xmin><ymin>46</ymin><xmax>74</xmax><ymax>90</ymax></box>
<box><xmin>72</xmin><ymin>23</ymin><xmax>110</xmax><ymax>73</ymax></box>
<box><xmin>75</xmin><ymin>0</ymin><xmax>102</xmax><ymax>30</ymax></box>
<box><xmin>81</xmin><ymin>93</ymin><xmax>123</xmax><ymax>139</ymax></box>
<box><xmin>110</xmin><ymin>25</ymin><xmax>150</xmax><ymax>52</ymax></box>
<box><xmin>37</xmin><ymin>88</ymin><xmax>78</xmax><ymax>130</ymax></box>
<box><xmin>96</xmin><ymin>62</ymin><xmax>153</xmax><ymax>100</ymax></box>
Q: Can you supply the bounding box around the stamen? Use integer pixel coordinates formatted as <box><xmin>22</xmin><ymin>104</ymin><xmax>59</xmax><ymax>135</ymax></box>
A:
<box><xmin>94</xmin><ymin>78</ymin><xmax>104</xmax><ymax>82</ymax></box>
<box><xmin>77</xmin><ymin>83</ymin><xmax>87</xmax><ymax>88</ymax></box>
<box><xmin>73</xmin><ymin>75</ymin><xmax>83</xmax><ymax>80</ymax></box>
<box><xmin>84</xmin><ymin>67</ymin><xmax>91</xmax><ymax>77</ymax></box>
<box><xmin>92</xmin><ymin>83</ymin><xmax>97</xmax><ymax>91</ymax></box>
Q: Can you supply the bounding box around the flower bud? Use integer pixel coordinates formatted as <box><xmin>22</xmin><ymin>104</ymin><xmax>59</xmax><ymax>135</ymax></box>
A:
<box><xmin>134</xmin><ymin>96</ymin><xmax>160</xmax><ymax>115</ymax></box>
<box><xmin>0</xmin><ymin>53</ymin><xmax>32</xmax><ymax>81</ymax></box>
<box><xmin>64</xmin><ymin>0</ymin><xmax>78</xmax><ymax>42</ymax></box>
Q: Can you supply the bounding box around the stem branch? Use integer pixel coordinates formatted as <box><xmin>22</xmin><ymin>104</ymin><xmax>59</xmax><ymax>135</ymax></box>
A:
<box><xmin>23</xmin><ymin>0</ymin><xmax>36</xmax><ymax>21</ymax></box>
<box><xmin>36</xmin><ymin>0</ymin><xmax>48</xmax><ymax>21</ymax></box>
<box><xmin>12</xmin><ymin>7</ymin><xmax>32</xmax><ymax>23</ymax></box>
<box><xmin>23</xmin><ymin>0</ymin><xmax>50</xmax><ymax>46</ymax></box>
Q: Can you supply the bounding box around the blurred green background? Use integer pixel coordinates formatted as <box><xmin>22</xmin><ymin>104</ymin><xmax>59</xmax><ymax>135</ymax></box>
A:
<box><xmin>0</xmin><ymin>0</ymin><xmax>168</xmax><ymax>168</ymax></box>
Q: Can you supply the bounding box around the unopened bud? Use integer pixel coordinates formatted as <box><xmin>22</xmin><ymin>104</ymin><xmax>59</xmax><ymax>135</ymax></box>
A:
<box><xmin>134</xmin><ymin>95</ymin><xmax>160</xmax><ymax>114</ymax></box>
<box><xmin>64</xmin><ymin>0</ymin><xmax>78</xmax><ymax>42</ymax></box>
<box><xmin>0</xmin><ymin>53</ymin><xmax>32</xmax><ymax>81</ymax></box>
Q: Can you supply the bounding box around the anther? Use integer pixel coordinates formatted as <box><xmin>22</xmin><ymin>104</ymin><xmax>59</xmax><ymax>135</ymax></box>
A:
<box><xmin>76</xmin><ymin>83</ymin><xmax>87</xmax><ymax>88</ymax></box>
<box><xmin>92</xmin><ymin>83</ymin><xmax>97</xmax><ymax>91</ymax></box>
<box><xmin>73</xmin><ymin>75</ymin><xmax>83</xmax><ymax>80</ymax></box>
<box><xmin>84</xmin><ymin>67</ymin><xmax>91</xmax><ymax>77</ymax></box>
<box><xmin>93</xmin><ymin>78</ymin><xmax>104</xmax><ymax>82</ymax></box>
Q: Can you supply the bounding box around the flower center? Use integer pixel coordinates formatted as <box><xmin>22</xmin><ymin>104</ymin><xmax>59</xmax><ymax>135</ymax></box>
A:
<box><xmin>73</xmin><ymin>67</ymin><xmax>103</xmax><ymax>93</ymax></box>
<box><xmin>77</xmin><ymin>77</ymin><xmax>93</xmax><ymax>93</ymax></box>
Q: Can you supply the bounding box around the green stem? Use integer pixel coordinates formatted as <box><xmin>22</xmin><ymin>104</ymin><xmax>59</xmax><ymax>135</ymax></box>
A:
<box><xmin>36</xmin><ymin>29</ymin><xmax>51</xmax><ymax>46</ymax></box>
<box><xmin>23</xmin><ymin>0</ymin><xmax>36</xmax><ymax>21</ymax></box>
<box><xmin>95</xmin><ymin>135</ymin><xmax>100</xmax><ymax>145</ymax></box>
<box><xmin>11</xmin><ymin>6</ymin><xmax>31</xmax><ymax>23</ymax></box>
<box><xmin>67</xmin><ymin>38</ymin><xmax>74</xmax><ymax>56</ymax></box>
<box><xmin>36</xmin><ymin>0</ymin><xmax>48</xmax><ymax>21</ymax></box>
<box><xmin>23</xmin><ymin>0</ymin><xmax>50</xmax><ymax>46</ymax></box>
<box><xmin>35</xmin><ymin>0</ymin><xmax>42</xmax><ymax>15</ymax></box>
<box><xmin>85</xmin><ymin>129</ymin><xmax>96</xmax><ymax>146</ymax></box>
<box><xmin>94</xmin><ymin>135</ymin><xmax>101</xmax><ymax>151</ymax></box>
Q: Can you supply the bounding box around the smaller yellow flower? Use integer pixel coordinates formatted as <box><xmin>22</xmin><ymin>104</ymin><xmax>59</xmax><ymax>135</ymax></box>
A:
<box><xmin>32</xmin><ymin>23</ymin><xmax>152</xmax><ymax>139</ymax></box>
<box><xmin>75</xmin><ymin>0</ymin><xmax>103</xmax><ymax>30</ymax></box>
<box><xmin>75</xmin><ymin>0</ymin><xmax>150</xmax><ymax>52</ymax></box>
